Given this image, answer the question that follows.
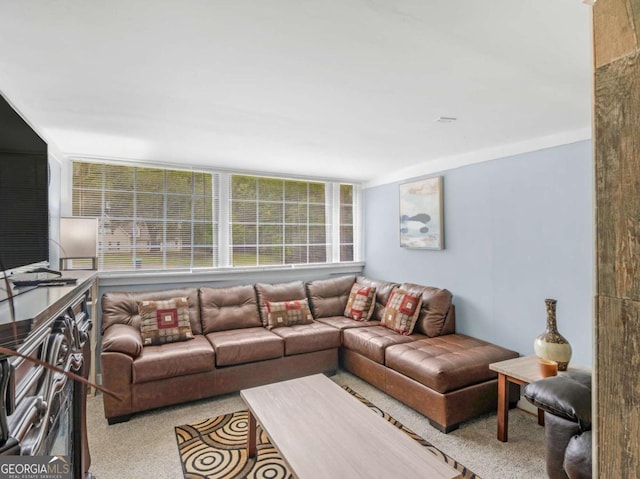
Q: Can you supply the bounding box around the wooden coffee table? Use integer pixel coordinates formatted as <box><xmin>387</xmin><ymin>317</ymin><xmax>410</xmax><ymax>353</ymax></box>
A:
<box><xmin>240</xmin><ymin>374</ymin><xmax>462</xmax><ymax>479</ymax></box>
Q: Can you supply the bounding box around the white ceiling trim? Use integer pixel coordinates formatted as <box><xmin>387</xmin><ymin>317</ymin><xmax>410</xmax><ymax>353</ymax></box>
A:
<box><xmin>365</xmin><ymin>127</ymin><xmax>592</xmax><ymax>188</ymax></box>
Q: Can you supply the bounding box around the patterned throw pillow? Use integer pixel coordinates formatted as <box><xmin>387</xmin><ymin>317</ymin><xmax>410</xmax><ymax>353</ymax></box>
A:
<box><xmin>382</xmin><ymin>289</ymin><xmax>423</xmax><ymax>335</ymax></box>
<box><xmin>138</xmin><ymin>297</ymin><xmax>194</xmax><ymax>346</ymax></box>
<box><xmin>265</xmin><ymin>299</ymin><xmax>314</xmax><ymax>329</ymax></box>
<box><xmin>344</xmin><ymin>284</ymin><xmax>377</xmax><ymax>321</ymax></box>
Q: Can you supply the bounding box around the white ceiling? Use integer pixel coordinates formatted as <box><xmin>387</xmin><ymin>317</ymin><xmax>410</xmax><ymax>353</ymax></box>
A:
<box><xmin>0</xmin><ymin>0</ymin><xmax>592</xmax><ymax>185</ymax></box>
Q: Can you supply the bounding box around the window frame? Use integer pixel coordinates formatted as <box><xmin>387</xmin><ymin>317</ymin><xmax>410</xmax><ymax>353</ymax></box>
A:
<box><xmin>68</xmin><ymin>159</ymin><xmax>362</xmax><ymax>272</ymax></box>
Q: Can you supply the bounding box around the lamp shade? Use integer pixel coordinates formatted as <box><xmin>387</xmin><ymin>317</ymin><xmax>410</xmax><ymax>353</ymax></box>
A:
<box><xmin>59</xmin><ymin>217</ymin><xmax>98</xmax><ymax>258</ymax></box>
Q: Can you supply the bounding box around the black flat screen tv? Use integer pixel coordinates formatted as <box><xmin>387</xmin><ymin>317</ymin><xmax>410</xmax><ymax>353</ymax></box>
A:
<box><xmin>0</xmin><ymin>94</ymin><xmax>49</xmax><ymax>275</ymax></box>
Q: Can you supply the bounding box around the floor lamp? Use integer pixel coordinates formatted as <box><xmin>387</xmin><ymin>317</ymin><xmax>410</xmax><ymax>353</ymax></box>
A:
<box><xmin>59</xmin><ymin>217</ymin><xmax>98</xmax><ymax>271</ymax></box>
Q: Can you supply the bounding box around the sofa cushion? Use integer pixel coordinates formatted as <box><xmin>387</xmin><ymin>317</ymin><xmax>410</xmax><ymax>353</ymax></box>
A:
<box><xmin>101</xmin><ymin>287</ymin><xmax>202</xmax><ymax>335</ymax></box>
<box><xmin>200</xmin><ymin>285</ymin><xmax>261</xmax><ymax>333</ymax></box>
<box><xmin>399</xmin><ymin>283</ymin><xmax>453</xmax><ymax>337</ymax></box>
<box><xmin>356</xmin><ymin>276</ymin><xmax>400</xmax><ymax>322</ymax></box>
<box><xmin>306</xmin><ymin>275</ymin><xmax>355</xmax><ymax>318</ymax></box>
<box><xmin>271</xmin><ymin>322</ymin><xmax>341</xmax><ymax>355</ymax></box>
<box><xmin>385</xmin><ymin>334</ymin><xmax>519</xmax><ymax>394</ymax></box>
<box><xmin>206</xmin><ymin>327</ymin><xmax>284</xmax><ymax>366</ymax></box>
<box><xmin>138</xmin><ymin>297</ymin><xmax>194</xmax><ymax>346</ymax></box>
<box><xmin>315</xmin><ymin>316</ymin><xmax>381</xmax><ymax>330</ymax></box>
<box><xmin>132</xmin><ymin>336</ymin><xmax>215</xmax><ymax>384</ymax></box>
<box><xmin>344</xmin><ymin>284</ymin><xmax>376</xmax><ymax>321</ymax></box>
<box><xmin>381</xmin><ymin>289</ymin><xmax>422</xmax><ymax>335</ymax></box>
<box><xmin>342</xmin><ymin>326</ymin><xmax>425</xmax><ymax>364</ymax></box>
<box><xmin>265</xmin><ymin>299</ymin><xmax>314</xmax><ymax>329</ymax></box>
<box><xmin>255</xmin><ymin>281</ymin><xmax>307</xmax><ymax>327</ymax></box>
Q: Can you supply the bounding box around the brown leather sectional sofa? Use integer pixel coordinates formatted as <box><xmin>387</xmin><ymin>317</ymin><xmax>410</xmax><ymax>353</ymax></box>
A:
<box><xmin>100</xmin><ymin>275</ymin><xmax>519</xmax><ymax>432</ymax></box>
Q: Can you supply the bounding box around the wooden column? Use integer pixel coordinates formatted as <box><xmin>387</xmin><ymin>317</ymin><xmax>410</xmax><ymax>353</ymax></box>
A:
<box><xmin>594</xmin><ymin>1</ymin><xmax>640</xmax><ymax>477</ymax></box>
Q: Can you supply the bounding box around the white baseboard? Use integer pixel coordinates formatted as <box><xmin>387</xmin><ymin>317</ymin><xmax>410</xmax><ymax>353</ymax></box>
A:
<box><xmin>517</xmin><ymin>395</ymin><xmax>538</xmax><ymax>415</ymax></box>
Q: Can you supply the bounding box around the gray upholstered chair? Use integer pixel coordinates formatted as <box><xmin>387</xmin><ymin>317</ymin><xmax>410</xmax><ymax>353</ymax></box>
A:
<box><xmin>523</xmin><ymin>371</ymin><xmax>592</xmax><ymax>479</ymax></box>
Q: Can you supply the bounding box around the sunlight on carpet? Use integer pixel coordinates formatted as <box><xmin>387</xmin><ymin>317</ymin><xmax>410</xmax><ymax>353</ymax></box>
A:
<box><xmin>175</xmin><ymin>386</ymin><xmax>479</xmax><ymax>479</ymax></box>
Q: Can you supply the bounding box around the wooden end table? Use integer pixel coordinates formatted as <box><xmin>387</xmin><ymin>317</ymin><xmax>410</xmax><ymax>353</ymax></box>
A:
<box><xmin>489</xmin><ymin>355</ymin><xmax>551</xmax><ymax>442</ymax></box>
<box><xmin>489</xmin><ymin>355</ymin><xmax>589</xmax><ymax>442</ymax></box>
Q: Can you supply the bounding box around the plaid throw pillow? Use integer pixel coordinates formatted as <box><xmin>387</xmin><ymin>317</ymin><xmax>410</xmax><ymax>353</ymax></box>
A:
<box><xmin>382</xmin><ymin>289</ymin><xmax>422</xmax><ymax>335</ymax></box>
<box><xmin>138</xmin><ymin>297</ymin><xmax>194</xmax><ymax>346</ymax></box>
<box><xmin>344</xmin><ymin>284</ymin><xmax>376</xmax><ymax>321</ymax></box>
<box><xmin>265</xmin><ymin>299</ymin><xmax>314</xmax><ymax>329</ymax></box>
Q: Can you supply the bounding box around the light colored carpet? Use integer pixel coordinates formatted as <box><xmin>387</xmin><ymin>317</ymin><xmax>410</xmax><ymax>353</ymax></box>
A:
<box><xmin>87</xmin><ymin>371</ymin><xmax>546</xmax><ymax>479</ymax></box>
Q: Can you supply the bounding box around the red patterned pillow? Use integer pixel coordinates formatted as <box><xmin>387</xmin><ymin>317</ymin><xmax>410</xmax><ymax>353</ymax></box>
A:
<box><xmin>382</xmin><ymin>289</ymin><xmax>422</xmax><ymax>335</ymax></box>
<box><xmin>265</xmin><ymin>299</ymin><xmax>314</xmax><ymax>329</ymax></box>
<box><xmin>344</xmin><ymin>284</ymin><xmax>377</xmax><ymax>321</ymax></box>
<box><xmin>138</xmin><ymin>297</ymin><xmax>194</xmax><ymax>346</ymax></box>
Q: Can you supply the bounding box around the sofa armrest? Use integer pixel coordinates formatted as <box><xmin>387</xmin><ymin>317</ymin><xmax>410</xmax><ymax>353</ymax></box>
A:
<box><xmin>523</xmin><ymin>371</ymin><xmax>592</xmax><ymax>431</ymax></box>
<box><xmin>102</xmin><ymin>324</ymin><xmax>143</xmax><ymax>359</ymax></box>
<box><xmin>101</xmin><ymin>351</ymin><xmax>133</xmax><ymax>420</ymax></box>
<box><xmin>564</xmin><ymin>430</ymin><xmax>592</xmax><ymax>479</ymax></box>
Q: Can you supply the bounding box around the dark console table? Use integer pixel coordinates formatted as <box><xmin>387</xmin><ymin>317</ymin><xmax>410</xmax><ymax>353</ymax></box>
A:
<box><xmin>0</xmin><ymin>271</ymin><xmax>97</xmax><ymax>479</ymax></box>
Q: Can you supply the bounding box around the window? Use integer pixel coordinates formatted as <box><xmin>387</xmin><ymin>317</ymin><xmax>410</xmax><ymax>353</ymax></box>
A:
<box><xmin>230</xmin><ymin>175</ymin><xmax>329</xmax><ymax>266</ymax></box>
<box><xmin>71</xmin><ymin>161</ymin><xmax>359</xmax><ymax>271</ymax></box>
<box><xmin>72</xmin><ymin>161</ymin><xmax>217</xmax><ymax>270</ymax></box>
<box><xmin>339</xmin><ymin>184</ymin><xmax>354</xmax><ymax>261</ymax></box>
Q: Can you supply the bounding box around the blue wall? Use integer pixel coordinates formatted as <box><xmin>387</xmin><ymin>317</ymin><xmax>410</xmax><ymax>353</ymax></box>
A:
<box><xmin>363</xmin><ymin>141</ymin><xmax>593</xmax><ymax>367</ymax></box>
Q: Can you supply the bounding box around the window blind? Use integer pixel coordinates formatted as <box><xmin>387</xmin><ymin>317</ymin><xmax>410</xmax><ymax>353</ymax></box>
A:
<box><xmin>339</xmin><ymin>184</ymin><xmax>354</xmax><ymax>262</ymax></box>
<box><xmin>71</xmin><ymin>160</ymin><xmax>359</xmax><ymax>271</ymax></box>
<box><xmin>229</xmin><ymin>175</ymin><xmax>329</xmax><ymax>266</ymax></box>
<box><xmin>72</xmin><ymin>161</ymin><xmax>217</xmax><ymax>271</ymax></box>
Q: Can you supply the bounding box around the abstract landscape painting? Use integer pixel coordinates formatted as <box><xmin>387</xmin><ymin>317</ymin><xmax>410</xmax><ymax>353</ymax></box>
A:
<box><xmin>399</xmin><ymin>177</ymin><xmax>443</xmax><ymax>250</ymax></box>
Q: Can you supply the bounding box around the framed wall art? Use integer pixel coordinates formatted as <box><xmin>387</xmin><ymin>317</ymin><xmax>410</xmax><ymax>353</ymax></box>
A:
<box><xmin>399</xmin><ymin>176</ymin><xmax>444</xmax><ymax>250</ymax></box>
